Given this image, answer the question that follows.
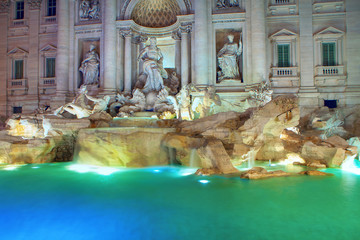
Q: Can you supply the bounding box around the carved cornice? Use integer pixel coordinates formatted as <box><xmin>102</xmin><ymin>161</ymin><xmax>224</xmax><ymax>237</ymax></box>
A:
<box><xmin>27</xmin><ymin>0</ymin><xmax>42</xmax><ymax>10</ymax></box>
<box><xmin>0</xmin><ymin>0</ymin><xmax>10</xmax><ymax>13</ymax></box>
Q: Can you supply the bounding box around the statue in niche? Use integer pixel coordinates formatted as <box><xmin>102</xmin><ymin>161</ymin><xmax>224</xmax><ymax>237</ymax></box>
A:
<box><xmin>137</xmin><ymin>37</ymin><xmax>168</xmax><ymax>93</ymax></box>
<box><xmin>217</xmin><ymin>0</ymin><xmax>239</xmax><ymax>8</ymax></box>
<box><xmin>217</xmin><ymin>34</ymin><xmax>242</xmax><ymax>82</ymax></box>
<box><xmin>79</xmin><ymin>44</ymin><xmax>100</xmax><ymax>85</ymax></box>
<box><xmin>80</xmin><ymin>0</ymin><xmax>100</xmax><ymax>20</ymax></box>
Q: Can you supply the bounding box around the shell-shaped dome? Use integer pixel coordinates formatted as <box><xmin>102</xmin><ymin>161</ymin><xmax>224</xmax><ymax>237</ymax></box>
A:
<box><xmin>131</xmin><ymin>0</ymin><xmax>181</xmax><ymax>28</ymax></box>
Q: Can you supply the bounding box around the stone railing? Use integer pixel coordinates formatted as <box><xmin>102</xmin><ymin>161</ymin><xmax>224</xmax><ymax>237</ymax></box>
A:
<box><xmin>8</xmin><ymin>79</ymin><xmax>27</xmax><ymax>89</ymax></box>
<box><xmin>271</xmin><ymin>67</ymin><xmax>298</xmax><ymax>77</ymax></box>
<box><xmin>11</xmin><ymin>19</ymin><xmax>27</xmax><ymax>27</ymax></box>
<box><xmin>315</xmin><ymin>66</ymin><xmax>344</xmax><ymax>76</ymax></box>
<box><xmin>40</xmin><ymin>77</ymin><xmax>56</xmax><ymax>86</ymax></box>
<box><xmin>44</xmin><ymin>16</ymin><xmax>57</xmax><ymax>24</ymax></box>
<box><xmin>271</xmin><ymin>0</ymin><xmax>296</xmax><ymax>5</ymax></box>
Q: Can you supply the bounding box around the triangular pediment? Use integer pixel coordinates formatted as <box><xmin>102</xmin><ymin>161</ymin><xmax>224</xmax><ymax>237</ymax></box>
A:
<box><xmin>7</xmin><ymin>47</ymin><xmax>28</xmax><ymax>55</ymax></box>
<box><xmin>40</xmin><ymin>44</ymin><xmax>57</xmax><ymax>52</ymax></box>
<box><xmin>315</xmin><ymin>26</ymin><xmax>344</xmax><ymax>36</ymax></box>
<box><xmin>270</xmin><ymin>29</ymin><xmax>297</xmax><ymax>39</ymax></box>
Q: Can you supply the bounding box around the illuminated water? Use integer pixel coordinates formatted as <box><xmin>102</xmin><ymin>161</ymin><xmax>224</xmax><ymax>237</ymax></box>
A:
<box><xmin>0</xmin><ymin>163</ymin><xmax>360</xmax><ymax>240</ymax></box>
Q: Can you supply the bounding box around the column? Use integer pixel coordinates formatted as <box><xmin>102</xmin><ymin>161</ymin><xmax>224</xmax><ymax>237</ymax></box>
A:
<box><xmin>298</xmin><ymin>0</ymin><xmax>319</xmax><ymax>107</ymax></box>
<box><xmin>117</xmin><ymin>33</ymin><xmax>124</xmax><ymax>91</ymax></box>
<box><xmin>54</xmin><ymin>0</ymin><xmax>70</xmax><ymax>105</ymax></box>
<box><xmin>172</xmin><ymin>31</ymin><xmax>181</xmax><ymax>76</ymax></box>
<box><xmin>122</xmin><ymin>30</ymin><xmax>133</xmax><ymax>93</ymax></box>
<box><xmin>0</xmin><ymin>1</ymin><xmax>9</xmax><ymax>116</ymax></box>
<box><xmin>250</xmin><ymin>0</ymin><xmax>266</xmax><ymax>84</ymax></box>
<box><xmin>194</xmin><ymin>0</ymin><xmax>209</xmax><ymax>85</ymax></box>
<box><xmin>103</xmin><ymin>0</ymin><xmax>117</xmax><ymax>93</ymax></box>
<box><xmin>180</xmin><ymin>25</ymin><xmax>191</xmax><ymax>88</ymax></box>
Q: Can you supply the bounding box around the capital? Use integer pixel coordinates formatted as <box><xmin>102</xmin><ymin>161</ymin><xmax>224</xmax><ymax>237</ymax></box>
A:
<box><xmin>180</xmin><ymin>24</ymin><xmax>192</xmax><ymax>34</ymax></box>
<box><xmin>119</xmin><ymin>29</ymin><xmax>133</xmax><ymax>38</ymax></box>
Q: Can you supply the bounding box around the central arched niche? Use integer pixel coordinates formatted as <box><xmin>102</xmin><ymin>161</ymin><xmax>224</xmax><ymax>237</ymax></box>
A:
<box><xmin>131</xmin><ymin>0</ymin><xmax>181</xmax><ymax>28</ymax></box>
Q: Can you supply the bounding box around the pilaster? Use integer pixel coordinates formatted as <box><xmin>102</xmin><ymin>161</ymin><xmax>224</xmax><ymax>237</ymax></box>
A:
<box><xmin>121</xmin><ymin>29</ymin><xmax>133</xmax><ymax>93</ymax></box>
<box><xmin>0</xmin><ymin>0</ymin><xmax>9</xmax><ymax>117</ymax></box>
<box><xmin>172</xmin><ymin>31</ymin><xmax>181</xmax><ymax>77</ymax></box>
<box><xmin>298</xmin><ymin>0</ymin><xmax>319</xmax><ymax>107</ymax></box>
<box><xmin>250</xmin><ymin>0</ymin><xmax>266</xmax><ymax>84</ymax></box>
<box><xmin>27</xmin><ymin>0</ymin><xmax>41</xmax><ymax>98</ymax></box>
<box><xmin>54</xmin><ymin>0</ymin><xmax>70</xmax><ymax>107</ymax></box>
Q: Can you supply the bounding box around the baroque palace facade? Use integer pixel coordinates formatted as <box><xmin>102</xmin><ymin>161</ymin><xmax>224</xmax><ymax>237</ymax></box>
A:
<box><xmin>0</xmin><ymin>0</ymin><xmax>359</xmax><ymax>117</ymax></box>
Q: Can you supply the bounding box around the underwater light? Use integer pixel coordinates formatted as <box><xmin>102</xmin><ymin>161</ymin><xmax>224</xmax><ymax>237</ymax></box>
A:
<box><xmin>32</xmin><ymin>166</ymin><xmax>40</xmax><ymax>169</ymax></box>
<box><xmin>3</xmin><ymin>166</ymin><xmax>18</xmax><ymax>171</ymax></box>
<box><xmin>153</xmin><ymin>169</ymin><xmax>160</xmax><ymax>173</ymax></box>
<box><xmin>67</xmin><ymin>164</ymin><xmax>120</xmax><ymax>176</ymax></box>
<box><xmin>198</xmin><ymin>179</ymin><xmax>210</xmax><ymax>184</ymax></box>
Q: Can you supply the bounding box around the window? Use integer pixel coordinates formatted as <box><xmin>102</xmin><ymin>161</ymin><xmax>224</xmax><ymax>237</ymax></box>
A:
<box><xmin>277</xmin><ymin>44</ymin><xmax>290</xmax><ymax>67</ymax></box>
<box><xmin>45</xmin><ymin>58</ymin><xmax>56</xmax><ymax>77</ymax></box>
<box><xmin>324</xmin><ymin>100</ymin><xmax>337</xmax><ymax>109</ymax></box>
<box><xmin>15</xmin><ymin>1</ymin><xmax>24</xmax><ymax>20</ymax></box>
<box><xmin>13</xmin><ymin>107</ymin><xmax>22</xmax><ymax>114</ymax></box>
<box><xmin>47</xmin><ymin>0</ymin><xmax>56</xmax><ymax>16</ymax></box>
<box><xmin>13</xmin><ymin>60</ymin><xmax>24</xmax><ymax>79</ymax></box>
<box><xmin>322</xmin><ymin>42</ymin><xmax>336</xmax><ymax>66</ymax></box>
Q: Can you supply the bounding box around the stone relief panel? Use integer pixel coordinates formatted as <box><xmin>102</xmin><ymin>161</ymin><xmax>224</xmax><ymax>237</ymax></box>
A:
<box><xmin>216</xmin><ymin>0</ymin><xmax>240</xmax><ymax>9</ymax></box>
<box><xmin>0</xmin><ymin>0</ymin><xmax>10</xmax><ymax>13</ymax></box>
<box><xmin>79</xmin><ymin>0</ymin><xmax>101</xmax><ymax>21</ymax></box>
<box><xmin>216</xmin><ymin>29</ymin><xmax>243</xmax><ymax>83</ymax></box>
<box><xmin>27</xmin><ymin>0</ymin><xmax>42</xmax><ymax>10</ymax></box>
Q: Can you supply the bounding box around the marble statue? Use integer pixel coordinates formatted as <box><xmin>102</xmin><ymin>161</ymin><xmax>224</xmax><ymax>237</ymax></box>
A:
<box><xmin>165</xmin><ymin>72</ymin><xmax>180</xmax><ymax>95</ymax></box>
<box><xmin>191</xmin><ymin>86</ymin><xmax>221</xmax><ymax>118</ymax></box>
<box><xmin>137</xmin><ymin>37</ymin><xmax>168</xmax><ymax>93</ymax></box>
<box><xmin>176</xmin><ymin>85</ymin><xmax>193</xmax><ymax>120</ymax></box>
<box><xmin>249</xmin><ymin>81</ymin><xmax>273</xmax><ymax>106</ymax></box>
<box><xmin>54</xmin><ymin>86</ymin><xmax>110</xmax><ymax>119</ymax></box>
<box><xmin>154</xmin><ymin>88</ymin><xmax>177</xmax><ymax>114</ymax></box>
<box><xmin>217</xmin><ymin>34</ymin><xmax>242</xmax><ymax>82</ymax></box>
<box><xmin>117</xmin><ymin>89</ymin><xmax>146</xmax><ymax>114</ymax></box>
<box><xmin>79</xmin><ymin>44</ymin><xmax>100</xmax><ymax>85</ymax></box>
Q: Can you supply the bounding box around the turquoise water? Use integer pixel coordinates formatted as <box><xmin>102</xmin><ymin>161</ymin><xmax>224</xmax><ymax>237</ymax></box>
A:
<box><xmin>0</xmin><ymin>163</ymin><xmax>360</xmax><ymax>240</ymax></box>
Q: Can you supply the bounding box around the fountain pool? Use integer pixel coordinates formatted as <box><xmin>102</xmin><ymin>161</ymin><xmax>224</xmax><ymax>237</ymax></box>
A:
<box><xmin>0</xmin><ymin>162</ymin><xmax>359</xmax><ymax>240</ymax></box>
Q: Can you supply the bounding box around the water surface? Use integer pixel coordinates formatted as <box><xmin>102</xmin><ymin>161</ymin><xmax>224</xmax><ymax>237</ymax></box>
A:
<box><xmin>0</xmin><ymin>163</ymin><xmax>359</xmax><ymax>240</ymax></box>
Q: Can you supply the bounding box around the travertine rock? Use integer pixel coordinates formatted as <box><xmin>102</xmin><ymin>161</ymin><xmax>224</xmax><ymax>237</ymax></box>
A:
<box><xmin>300</xmin><ymin>141</ymin><xmax>347</xmax><ymax>167</ymax></box>
<box><xmin>178</xmin><ymin>111</ymin><xmax>250</xmax><ymax>135</ymax></box>
<box><xmin>240</xmin><ymin>167</ymin><xmax>291</xmax><ymax>179</ymax></box>
<box><xmin>197</xmin><ymin>139</ymin><xmax>239</xmax><ymax>174</ymax></box>
<box><xmin>75</xmin><ymin>128</ymin><xmax>176</xmax><ymax>167</ymax></box>
<box><xmin>298</xmin><ymin>170</ymin><xmax>333</xmax><ymax>176</ymax></box>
